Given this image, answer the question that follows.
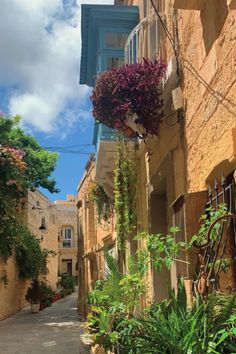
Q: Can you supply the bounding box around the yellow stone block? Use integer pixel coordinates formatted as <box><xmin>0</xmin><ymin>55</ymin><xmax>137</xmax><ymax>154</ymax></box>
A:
<box><xmin>173</xmin><ymin>0</ymin><xmax>205</xmax><ymax>10</ymax></box>
<box><xmin>227</xmin><ymin>0</ymin><xmax>236</xmax><ymax>9</ymax></box>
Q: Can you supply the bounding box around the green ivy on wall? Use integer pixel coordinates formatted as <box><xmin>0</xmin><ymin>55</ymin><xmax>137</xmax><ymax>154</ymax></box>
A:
<box><xmin>15</xmin><ymin>226</ymin><xmax>44</xmax><ymax>279</ymax></box>
<box><xmin>90</xmin><ymin>183</ymin><xmax>113</xmax><ymax>224</ymax></box>
<box><xmin>114</xmin><ymin>141</ymin><xmax>137</xmax><ymax>250</ymax></box>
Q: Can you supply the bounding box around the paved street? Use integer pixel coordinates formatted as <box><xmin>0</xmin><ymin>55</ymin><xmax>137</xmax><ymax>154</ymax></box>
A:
<box><xmin>0</xmin><ymin>293</ymin><xmax>90</xmax><ymax>354</ymax></box>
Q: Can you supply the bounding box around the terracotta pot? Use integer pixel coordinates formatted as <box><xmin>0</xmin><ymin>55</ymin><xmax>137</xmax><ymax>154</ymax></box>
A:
<box><xmin>31</xmin><ymin>303</ymin><xmax>40</xmax><ymax>313</ymax></box>
<box><xmin>184</xmin><ymin>278</ymin><xmax>194</xmax><ymax>308</ymax></box>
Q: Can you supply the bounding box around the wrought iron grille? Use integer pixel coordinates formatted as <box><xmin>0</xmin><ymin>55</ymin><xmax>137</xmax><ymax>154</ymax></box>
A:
<box><xmin>194</xmin><ymin>174</ymin><xmax>236</xmax><ymax>296</ymax></box>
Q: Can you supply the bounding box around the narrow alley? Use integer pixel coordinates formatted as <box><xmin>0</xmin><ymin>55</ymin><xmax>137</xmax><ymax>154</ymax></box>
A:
<box><xmin>0</xmin><ymin>293</ymin><xmax>90</xmax><ymax>354</ymax></box>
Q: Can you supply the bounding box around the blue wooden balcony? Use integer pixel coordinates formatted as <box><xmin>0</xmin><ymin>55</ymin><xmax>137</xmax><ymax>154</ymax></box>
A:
<box><xmin>93</xmin><ymin>123</ymin><xmax>117</xmax><ymax>197</ymax></box>
<box><xmin>93</xmin><ymin>122</ymin><xmax>117</xmax><ymax>153</ymax></box>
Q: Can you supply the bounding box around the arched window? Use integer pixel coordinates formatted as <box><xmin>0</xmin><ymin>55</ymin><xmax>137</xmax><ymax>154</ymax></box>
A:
<box><xmin>61</xmin><ymin>227</ymin><xmax>73</xmax><ymax>248</ymax></box>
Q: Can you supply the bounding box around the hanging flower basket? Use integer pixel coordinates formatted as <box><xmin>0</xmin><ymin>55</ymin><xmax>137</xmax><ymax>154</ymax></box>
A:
<box><xmin>91</xmin><ymin>59</ymin><xmax>167</xmax><ymax>138</ymax></box>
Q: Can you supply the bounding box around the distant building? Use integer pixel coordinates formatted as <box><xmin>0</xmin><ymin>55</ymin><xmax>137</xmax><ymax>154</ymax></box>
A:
<box><xmin>0</xmin><ymin>189</ymin><xmax>58</xmax><ymax>320</ymax></box>
<box><xmin>27</xmin><ymin>190</ymin><xmax>58</xmax><ymax>288</ymax></box>
<box><xmin>54</xmin><ymin>195</ymin><xmax>78</xmax><ymax>279</ymax></box>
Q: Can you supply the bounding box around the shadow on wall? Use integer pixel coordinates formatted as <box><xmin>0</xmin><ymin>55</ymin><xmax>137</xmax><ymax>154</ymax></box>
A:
<box><xmin>201</xmin><ymin>0</ymin><xmax>228</xmax><ymax>55</ymax></box>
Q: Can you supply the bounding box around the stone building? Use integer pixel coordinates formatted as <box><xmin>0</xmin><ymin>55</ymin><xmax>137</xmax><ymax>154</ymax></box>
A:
<box><xmin>123</xmin><ymin>0</ymin><xmax>236</xmax><ymax>297</ymax></box>
<box><xmin>0</xmin><ymin>254</ymin><xmax>28</xmax><ymax>320</ymax></box>
<box><xmin>78</xmin><ymin>0</ymin><xmax>236</xmax><ymax>312</ymax></box>
<box><xmin>77</xmin><ymin>155</ymin><xmax>116</xmax><ymax>315</ymax></box>
<box><xmin>0</xmin><ymin>189</ymin><xmax>58</xmax><ymax>320</ymax></box>
<box><xmin>27</xmin><ymin>190</ymin><xmax>58</xmax><ymax>288</ymax></box>
<box><xmin>54</xmin><ymin>195</ymin><xmax>78</xmax><ymax>278</ymax></box>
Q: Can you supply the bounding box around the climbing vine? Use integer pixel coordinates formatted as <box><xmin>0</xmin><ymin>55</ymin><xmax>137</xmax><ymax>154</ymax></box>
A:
<box><xmin>15</xmin><ymin>226</ymin><xmax>44</xmax><ymax>279</ymax></box>
<box><xmin>90</xmin><ymin>183</ymin><xmax>113</xmax><ymax>224</ymax></box>
<box><xmin>14</xmin><ymin>224</ymin><xmax>57</xmax><ymax>280</ymax></box>
<box><xmin>114</xmin><ymin>142</ymin><xmax>137</xmax><ymax>250</ymax></box>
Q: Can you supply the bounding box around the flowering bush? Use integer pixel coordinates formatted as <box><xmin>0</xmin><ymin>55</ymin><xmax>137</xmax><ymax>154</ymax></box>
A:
<box><xmin>0</xmin><ymin>114</ymin><xmax>58</xmax><ymax>261</ymax></box>
<box><xmin>91</xmin><ymin>59</ymin><xmax>166</xmax><ymax>137</ymax></box>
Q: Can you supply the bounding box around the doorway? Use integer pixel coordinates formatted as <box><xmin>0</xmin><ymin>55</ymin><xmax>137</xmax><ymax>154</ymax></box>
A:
<box><xmin>150</xmin><ymin>188</ymin><xmax>171</xmax><ymax>301</ymax></box>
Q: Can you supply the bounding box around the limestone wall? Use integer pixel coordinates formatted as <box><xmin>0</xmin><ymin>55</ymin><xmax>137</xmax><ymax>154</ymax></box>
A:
<box><xmin>113</xmin><ymin>0</ymin><xmax>236</xmax><ymax>301</ymax></box>
<box><xmin>28</xmin><ymin>190</ymin><xmax>58</xmax><ymax>289</ymax></box>
<box><xmin>77</xmin><ymin>156</ymin><xmax>116</xmax><ymax>316</ymax></box>
<box><xmin>177</xmin><ymin>3</ymin><xmax>236</xmax><ymax>191</ymax></box>
<box><xmin>122</xmin><ymin>0</ymin><xmax>236</xmax><ymax>192</ymax></box>
<box><xmin>0</xmin><ymin>190</ymin><xmax>59</xmax><ymax>320</ymax></box>
<box><xmin>0</xmin><ymin>258</ymin><xmax>28</xmax><ymax>320</ymax></box>
<box><xmin>54</xmin><ymin>196</ymin><xmax>78</xmax><ymax>278</ymax></box>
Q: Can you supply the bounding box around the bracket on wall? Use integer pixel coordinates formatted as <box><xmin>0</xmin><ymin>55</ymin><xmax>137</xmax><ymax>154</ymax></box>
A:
<box><xmin>172</xmin><ymin>87</ymin><xmax>184</xmax><ymax>111</ymax></box>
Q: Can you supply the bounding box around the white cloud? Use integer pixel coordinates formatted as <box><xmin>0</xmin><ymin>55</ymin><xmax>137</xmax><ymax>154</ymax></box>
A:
<box><xmin>0</xmin><ymin>0</ymin><xmax>113</xmax><ymax>135</ymax></box>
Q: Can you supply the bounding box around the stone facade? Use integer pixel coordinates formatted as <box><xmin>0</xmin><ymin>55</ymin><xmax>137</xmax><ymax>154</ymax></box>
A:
<box><xmin>27</xmin><ymin>190</ymin><xmax>58</xmax><ymax>288</ymax></box>
<box><xmin>79</xmin><ymin>0</ymin><xmax>236</xmax><ymax>308</ymax></box>
<box><xmin>0</xmin><ymin>190</ymin><xmax>59</xmax><ymax>320</ymax></box>
<box><xmin>0</xmin><ymin>257</ymin><xmax>28</xmax><ymax>320</ymax></box>
<box><xmin>54</xmin><ymin>195</ymin><xmax>78</xmax><ymax>279</ymax></box>
<box><xmin>77</xmin><ymin>156</ymin><xmax>116</xmax><ymax>316</ymax></box>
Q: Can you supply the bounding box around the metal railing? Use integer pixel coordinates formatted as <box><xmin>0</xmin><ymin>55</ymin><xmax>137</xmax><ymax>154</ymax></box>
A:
<box><xmin>124</xmin><ymin>13</ymin><xmax>161</xmax><ymax>64</ymax></box>
<box><xmin>194</xmin><ymin>176</ymin><xmax>236</xmax><ymax>296</ymax></box>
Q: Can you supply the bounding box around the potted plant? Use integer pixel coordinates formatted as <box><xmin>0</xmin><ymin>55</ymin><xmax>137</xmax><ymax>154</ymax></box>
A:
<box><xmin>25</xmin><ymin>279</ymin><xmax>44</xmax><ymax>313</ymax></box>
<box><xmin>91</xmin><ymin>59</ymin><xmax>167</xmax><ymax>138</ymax></box>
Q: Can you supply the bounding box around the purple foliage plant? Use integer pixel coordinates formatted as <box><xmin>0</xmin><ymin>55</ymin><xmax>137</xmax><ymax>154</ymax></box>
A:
<box><xmin>91</xmin><ymin>59</ymin><xmax>166</xmax><ymax>137</ymax></box>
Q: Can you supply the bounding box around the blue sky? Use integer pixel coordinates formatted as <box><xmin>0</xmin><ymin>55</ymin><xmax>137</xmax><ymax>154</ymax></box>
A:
<box><xmin>0</xmin><ymin>0</ymin><xmax>113</xmax><ymax>201</ymax></box>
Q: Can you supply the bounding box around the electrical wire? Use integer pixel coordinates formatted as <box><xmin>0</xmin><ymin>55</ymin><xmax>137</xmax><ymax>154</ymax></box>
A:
<box><xmin>43</xmin><ymin>144</ymin><xmax>93</xmax><ymax>149</ymax></box>
<box><xmin>42</xmin><ymin>143</ymin><xmax>95</xmax><ymax>155</ymax></box>
<box><xmin>47</xmin><ymin>149</ymin><xmax>94</xmax><ymax>155</ymax></box>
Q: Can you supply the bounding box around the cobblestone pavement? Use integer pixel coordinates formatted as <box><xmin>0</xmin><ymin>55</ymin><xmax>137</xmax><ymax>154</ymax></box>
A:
<box><xmin>0</xmin><ymin>292</ymin><xmax>90</xmax><ymax>354</ymax></box>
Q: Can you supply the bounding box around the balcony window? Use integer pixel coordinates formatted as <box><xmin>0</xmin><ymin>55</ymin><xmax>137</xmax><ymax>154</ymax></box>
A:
<box><xmin>107</xmin><ymin>57</ymin><xmax>124</xmax><ymax>70</ymax></box>
<box><xmin>149</xmin><ymin>19</ymin><xmax>159</xmax><ymax>59</ymax></box>
<box><xmin>142</xmin><ymin>0</ymin><xmax>159</xmax><ymax>18</ymax></box>
<box><xmin>125</xmin><ymin>14</ymin><xmax>159</xmax><ymax>64</ymax></box>
<box><xmin>62</xmin><ymin>227</ymin><xmax>73</xmax><ymax>248</ymax></box>
<box><xmin>125</xmin><ymin>32</ymin><xmax>138</xmax><ymax>64</ymax></box>
<box><xmin>143</xmin><ymin>0</ymin><xmax>148</xmax><ymax>18</ymax></box>
<box><xmin>105</xmin><ymin>33</ymin><xmax>128</xmax><ymax>49</ymax></box>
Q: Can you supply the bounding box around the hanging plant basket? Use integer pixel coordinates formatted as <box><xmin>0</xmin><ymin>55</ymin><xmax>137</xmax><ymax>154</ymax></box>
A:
<box><xmin>91</xmin><ymin>59</ymin><xmax>166</xmax><ymax>138</ymax></box>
